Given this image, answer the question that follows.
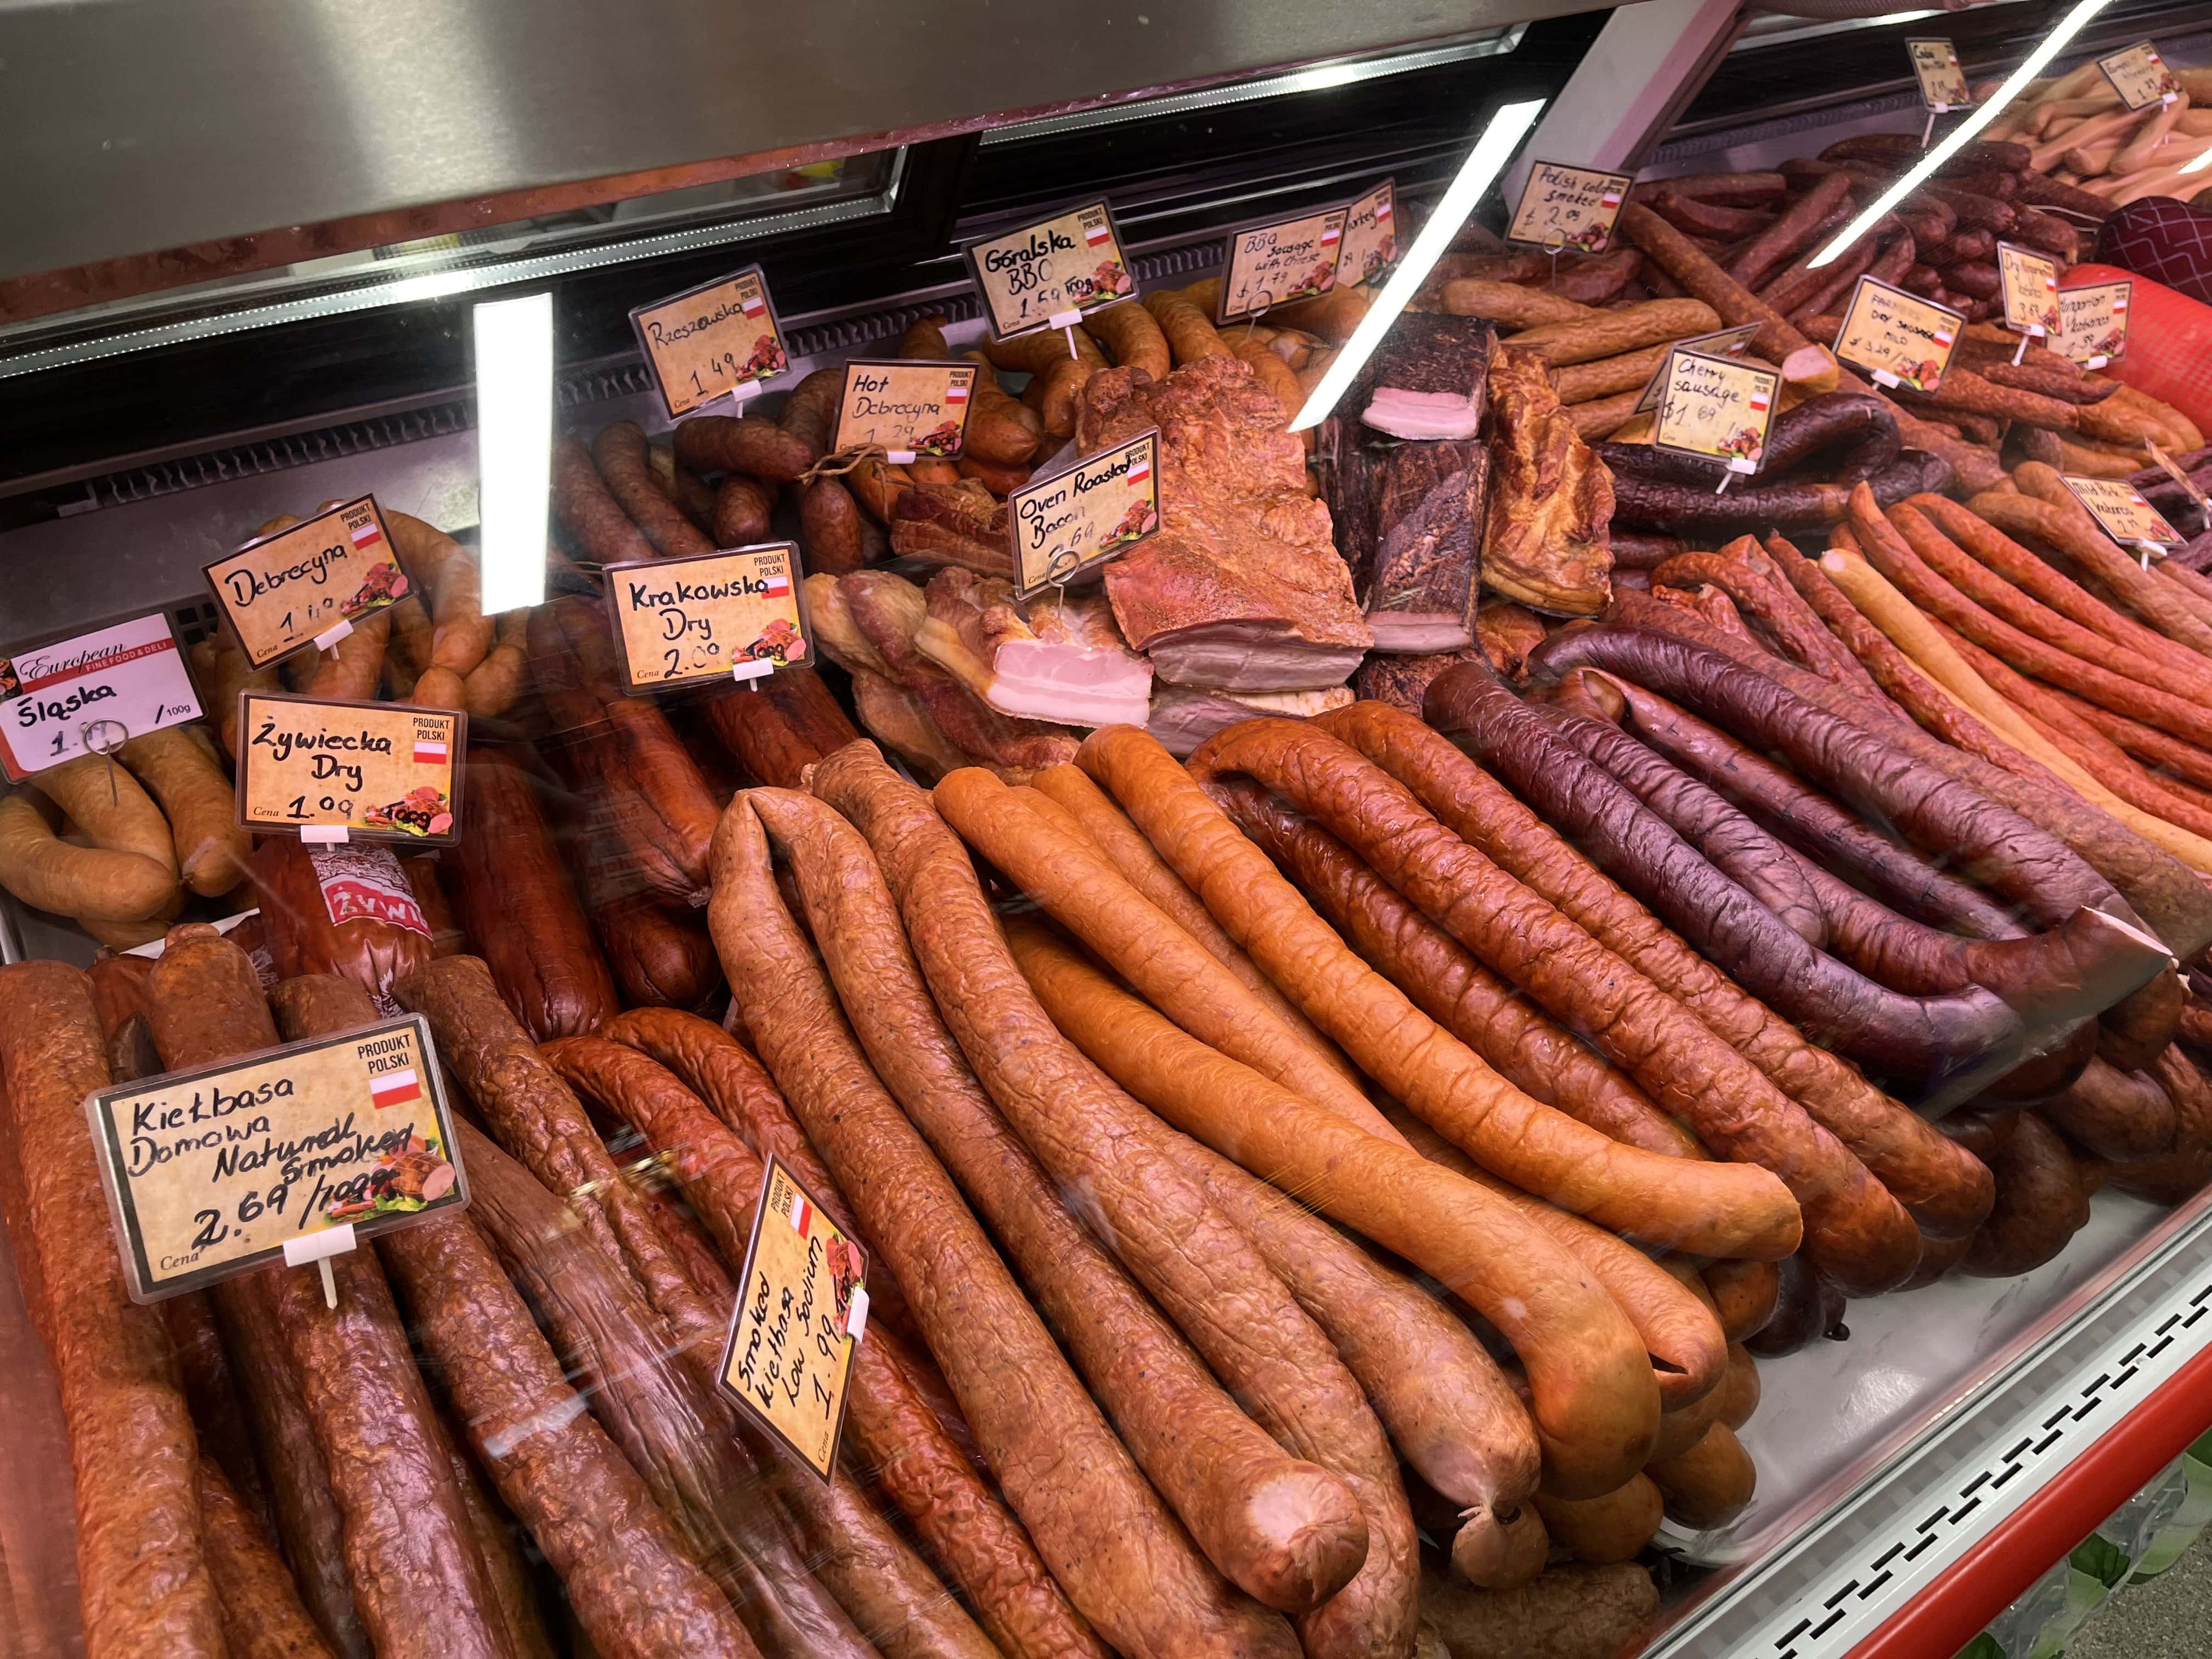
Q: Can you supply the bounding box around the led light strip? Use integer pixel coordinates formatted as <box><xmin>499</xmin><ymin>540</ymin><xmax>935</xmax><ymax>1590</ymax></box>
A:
<box><xmin>1807</xmin><ymin>0</ymin><xmax>2117</xmax><ymax>268</ymax></box>
<box><xmin>1288</xmin><ymin>97</ymin><xmax>1547</xmax><ymax>432</ymax></box>
<box><xmin>473</xmin><ymin>294</ymin><xmax>554</xmax><ymax>615</ymax></box>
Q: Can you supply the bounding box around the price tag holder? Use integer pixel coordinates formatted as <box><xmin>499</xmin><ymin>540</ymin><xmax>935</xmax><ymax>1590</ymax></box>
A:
<box><xmin>238</xmin><ymin>692</ymin><xmax>461</xmax><ymax>845</ymax></box>
<box><xmin>85</xmin><ymin>1015</ymin><xmax>466</xmax><ymax>1304</ymax></box>
<box><xmin>1336</xmin><ymin>179</ymin><xmax>1399</xmax><ymax>287</ymax></box>
<box><xmin>963</xmin><ymin>199</ymin><xmax>1135</xmax><ymax>341</ymax></box>
<box><xmin>605</xmin><ymin>543</ymin><xmax>809</xmax><ymax>693</ymax></box>
<box><xmin>1996</xmin><ymin>242</ymin><xmax>2062</xmax><ymax>340</ymax></box>
<box><xmin>1907</xmin><ymin>38</ymin><xmax>1972</xmax><ymax>111</ymax></box>
<box><xmin>831</xmin><ymin>360</ymin><xmax>978</xmax><ymax>460</ymax></box>
<box><xmin>0</xmin><ymin>609</ymin><xmax>201</xmax><ymax>782</ymax></box>
<box><xmin>1833</xmin><ymin>276</ymin><xmax>1964</xmax><ymax>393</ymax></box>
<box><xmin>1008</xmin><ymin>428</ymin><xmax>1161</xmax><ymax>599</ymax></box>
<box><xmin>2056</xmin><ymin>279</ymin><xmax>2131</xmax><ymax>368</ymax></box>
<box><xmin>1633</xmin><ymin>323</ymin><xmax>1763</xmax><ymax>415</ymax></box>
<box><xmin>2097</xmin><ymin>41</ymin><xmax>2182</xmax><ymax>110</ymax></box>
<box><xmin>203</xmin><ymin>497</ymin><xmax>411</xmax><ymax>672</ymax></box>
<box><xmin>1651</xmin><ymin>348</ymin><xmax>1781</xmax><ymax>478</ymax></box>
<box><xmin>1216</xmin><ymin>206</ymin><xmax>1350</xmax><ymax>324</ymax></box>
<box><xmin>629</xmin><ymin>263</ymin><xmax>791</xmax><ymax>421</ymax></box>
<box><xmin>718</xmin><ymin>1155</ymin><xmax>866</xmax><ymax>1480</ymax></box>
<box><xmin>1506</xmin><ymin>161</ymin><xmax>1635</xmax><ymax>254</ymax></box>
<box><xmin>2061</xmin><ymin>475</ymin><xmax>2187</xmax><ymax>556</ymax></box>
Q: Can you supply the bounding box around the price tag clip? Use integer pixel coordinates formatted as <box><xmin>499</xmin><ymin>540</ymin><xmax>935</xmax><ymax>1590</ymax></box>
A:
<box><xmin>285</xmin><ymin>1222</ymin><xmax>358</xmax><ymax>1308</ymax></box>
<box><xmin>299</xmin><ymin>825</ymin><xmax>350</xmax><ymax>845</ymax></box>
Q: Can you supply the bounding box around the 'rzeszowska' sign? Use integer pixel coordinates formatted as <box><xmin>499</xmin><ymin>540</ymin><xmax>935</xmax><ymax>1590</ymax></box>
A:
<box><xmin>87</xmin><ymin>1017</ymin><xmax>466</xmax><ymax>1303</ymax></box>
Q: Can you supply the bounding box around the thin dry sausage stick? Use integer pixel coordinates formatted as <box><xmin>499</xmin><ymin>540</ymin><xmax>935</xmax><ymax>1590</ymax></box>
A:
<box><xmin>0</xmin><ymin>960</ymin><xmax>228</xmax><ymax>1659</ymax></box>
<box><xmin>1008</xmin><ymin>929</ymin><xmax>1548</xmax><ymax>1557</ymax></box>
<box><xmin>741</xmin><ymin>791</ymin><xmax>1362</xmax><ymax>1618</ymax></box>
<box><xmin>1317</xmin><ymin>697</ymin><xmax>1996</xmax><ymax>1245</ymax></box>
<box><xmin>1026</xmin><ymin>762</ymin><xmax>1356</xmax><ymax>1084</ymax></box>
<box><xmin>1652</xmin><ymin>546</ymin><xmax>1892</xmax><ymax>705</ymax></box>
<box><xmin>597</xmin><ymin>1007</ymin><xmax>920</xmax><ymax>1347</ymax></box>
<box><xmin>198</xmin><ymin>1455</ymin><xmax>338</xmax><ymax>1659</ymax></box>
<box><xmin>1213</xmin><ymin>777</ymin><xmax>1699</xmax><ymax>1160</ymax></box>
<box><xmin>379</xmin><ymin>1213</ymin><xmax>764</xmax><ymax>1659</ymax></box>
<box><xmin>592</xmin><ymin>421</ymin><xmax>716</xmax><ymax>560</ymax></box>
<box><xmin>1079</xmin><ymin>726</ymin><xmax>1802</xmax><ymax>1264</ymax></box>
<box><xmin>935</xmin><ymin>770</ymin><xmax>1401</xmax><ymax>1143</ymax></box>
<box><xmin>163</xmin><ymin>1291</ymin><xmax>275</xmax><ymax>1541</ymax></box>
<box><xmin>1192</xmin><ymin>716</ymin><xmax>1889</xmax><ymax>1278</ymax></box>
<box><xmin>538</xmin><ymin>1036</ymin><xmax>1099</xmax><ymax>1659</ymax></box>
<box><xmin>793</xmin><ymin>762</ymin><xmax>1408</xmax><ymax>1659</ymax></box>
<box><xmin>705</xmin><ymin>788</ymin><xmax>1303</xmax><ymax>1659</ymax></box>
<box><xmin>552</xmin><ymin>437</ymin><xmax>656</xmax><ymax>567</ymax></box>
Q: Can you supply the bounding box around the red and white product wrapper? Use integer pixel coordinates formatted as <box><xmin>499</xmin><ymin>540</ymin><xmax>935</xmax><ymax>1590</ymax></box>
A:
<box><xmin>312</xmin><ymin>844</ymin><xmax>431</xmax><ymax>938</ymax></box>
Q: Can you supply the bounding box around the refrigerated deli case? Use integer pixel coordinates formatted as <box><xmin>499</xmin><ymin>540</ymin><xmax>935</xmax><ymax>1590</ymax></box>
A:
<box><xmin>6</xmin><ymin>3</ymin><xmax>2212</xmax><ymax>1656</ymax></box>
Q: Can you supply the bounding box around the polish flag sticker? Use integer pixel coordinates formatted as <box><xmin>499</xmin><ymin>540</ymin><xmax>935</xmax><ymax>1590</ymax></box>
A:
<box><xmin>1128</xmin><ymin>451</ymin><xmax>1152</xmax><ymax>487</ymax></box>
<box><xmin>369</xmin><ymin>1067</ymin><xmax>421</xmax><ymax>1109</ymax></box>
<box><xmin>2113</xmin><ymin>295</ymin><xmax>2130</xmax><ymax>313</ymax></box>
<box><xmin>1321</xmin><ymin>222</ymin><xmax>1342</xmax><ymax>245</ymax></box>
<box><xmin>349</xmin><ymin>517</ymin><xmax>385</xmax><ymax>549</ymax></box>
<box><xmin>1749</xmin><ymin>391</ymin><xmax>1772</xmax><ymax>414</ymax></box>
<box><xmin>1085</xmin><ymin>221</ymin><xmax>1111</xmax><ymax>247</ymax></box>
<box><xmin>761</xmin><ymin>572</ymin><xmax>791</xmax><ymax>599</ymax></box>
<box><xmin>413</xmin><ymin>738</ymin><xmax>448</xmax><ymax>764</ymax></box>
<box><xmin>1933</xmin><ymin>326</ymin><xmax>1956</xmax><ymax>348</ymax></box>
<box><xmin>1600</xmin><ymin>188</ymin><xmax>1623</xmax><ymax>208</ymax></box>
<box><xmin>789</xmin><ymin>1192</ymin><xmax>815</xmax><ymax>1235</ymax></box>
<box><xmin>945</xmin><ymin>380</ymin><xmax>969</xmax><ymax>404</ymax></box>
<box><xmin>1375</xmin><ymin>198</ymin><xmax>1393</xmax><ymax>220</ymax></box>
<box><xmin>740</xmin><ymin>292</ymin><xmax>766</xmax><ymax>318</ymax></box>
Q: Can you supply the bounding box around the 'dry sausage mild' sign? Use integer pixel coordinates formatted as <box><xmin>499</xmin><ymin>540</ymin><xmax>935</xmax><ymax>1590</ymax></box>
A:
<box><xmin>87</xmin><ymin>1017</ymin><xmax>466</xmax><ymax>1302</ymax></box>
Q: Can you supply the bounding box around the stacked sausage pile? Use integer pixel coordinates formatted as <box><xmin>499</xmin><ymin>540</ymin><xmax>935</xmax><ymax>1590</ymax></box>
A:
<box><xmin>1993</xmin><ymin>64</ymin><xmax>2212</xmax><ymax>210</ymax></box>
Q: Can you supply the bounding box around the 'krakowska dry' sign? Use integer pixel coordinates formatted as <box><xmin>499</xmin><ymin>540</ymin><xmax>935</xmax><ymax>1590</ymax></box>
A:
<box><xmin>605</xmin><ymin>543</ymin><xmax>809</xmax><ymax>692</ymax></box>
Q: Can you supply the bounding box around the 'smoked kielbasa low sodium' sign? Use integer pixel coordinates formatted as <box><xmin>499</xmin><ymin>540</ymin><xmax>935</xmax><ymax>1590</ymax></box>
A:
<box><xmin>604</xmin><ymin>543</ymin><xmax>809</xmax><ymax>692</ymax></box>
<box><xmin>86</xmin><ymin>1016</ymin><xmax>467</xmax><ymax>1302</ymax></box>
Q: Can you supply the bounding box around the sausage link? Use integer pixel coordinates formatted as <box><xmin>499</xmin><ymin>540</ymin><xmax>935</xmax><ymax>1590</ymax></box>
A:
<box><xmin>552</xmin><ymin>437</ymin><xmax>656</xmax><ymax>566</ymax></box>
<box><xmin>539</xmin><ymin>1036</ymin><xmax>1098</xmax><ymax>1659</ymax></box>
<box><xmin>163</xmin><ymin>1291</ymin><xmax>274</xmax><ymax>1537</ymax></box>
<box><xmin>1703</xmin><ymin>1261</ymin><xmax>1780</xmax><ymax>1343</ymax></box>
<box><xmin>1532</xmin><ymin>1477</ymin><xmax>1663</xmax><ymax>1565</ymax></box>
<box><xmin>198</xmin><ymin>1455</ymin><xmax>338</xmax><ymax>1659</ymax></box>
<box><xmin>1964</xmin><ymin>1111</ymin><xmax>2091</xmax><ymax>1276</ymax></box>
<box><xmin>1645</xmin><ymin>1423</ymin><xmax>1757</xmax><ymax>1531</ymax></box>
<box><xmin>672</xmin><ymin>414</ymin><xmax>815</xmax><ymax>481</ymax></box>
<box><xmin>705</xmin><ymin>786</ymin><xmax>1302</xmax><ymax>1659</ymax></box>
<box><xmin>0</xmin><ymin>960</ymin><xmax>229</xmax><ymax>1659</ymax></box>
<box><xmin>734</xmin><ymin>793</ymin><xmax>1362</xmax><ymax>1617</ymax></box>
<box><xmin>593</xmin><ymin>421</ymin><xmax>716</xmax><ymax>559</ymax></box>
<box><xmin>2038</xmin><ymin>1058</ymin><xmax>2178</xmax><ymax>1162</ymax></box>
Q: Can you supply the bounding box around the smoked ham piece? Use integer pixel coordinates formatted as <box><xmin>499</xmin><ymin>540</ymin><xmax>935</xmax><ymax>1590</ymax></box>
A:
<box><xmin>914</xmin><ymin>568</ymin><xmax>1152</xmax><ymax>728</ymax></box>
<box><xmin>889</xmin><ymin>482</ymin><xmax>1017</xmax><ymax>578</ymax></box>
<box><xmin>1481</xmin><ymin>346</ymin><xmax>1613</xmax><ymax>617</ymax></box>
<box><xmin>1077</xmin><ymin>355</ymin><xmax>1372</xmax><ymax>690</ymax></box>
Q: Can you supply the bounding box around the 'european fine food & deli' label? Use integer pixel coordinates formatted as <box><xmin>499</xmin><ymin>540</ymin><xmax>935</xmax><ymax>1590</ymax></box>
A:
<box><xmin>2098</xmin><ymin>41</ymin><xmax>2181</xmax><ymax>110</ymax></box>
<box><xmin>1652</xmin><ymin>349</ymin><xmax>1781</xmax><ymax>474</ymax></box>
<box><xmin>1009</xmin><ymin>428</ymin><xmax>1161</xmax><ymax>599</ymax></box>
<box><xmin>1508</xmin><ymin>162</ymin><xmax>1635</xmax><ymax>254</ymax></box>
<box><xmin>629</xmin><ymin>264</ymin><xmax>790</xmax><ymax>420</ymax></box>
<box><xmin>2061</xmin><ymin>476</ymin><xmax>2186</xmax><ymax>552</ymax></box>
<box><xmin>1337</xmin><ymin>179</ymin><xmax>1398</xmax><ymax>286</ymax></box>
<box><xmin>238</xmin><ymin>693</ymin><xmax>462</xmax><ymax>843</ymax></box>
<box><xmin>1997</xmin><ymin>242</ymin><xmax>2062</xmax><ymax>336</ymax></box>
<box><xmin>0</xmin><ymin>610</ymin><xmax>201</xmax><ymax>782</ymax></box>
<box><xmin>1634</xmin><ymin>323</ymin><xmax>1762</xmax><ymax>414</ymax></box>
<box><xmin>1833</xmin><ymin>276</ymin><xmax>1962</xmax><ymax>393</ymax></box>
<box><xmin>87</xmin><ymin>1015</ymin><xmax>465</xmax><ymax>1304</ymax></box>
<box><xmin>1217</xmin><ymin>206</ymin><xmax>1350</xmax><ymax>323</ymax></box>
<box><xmin>832</xmin><ymin>361</ymin><xmax>978</xmax><ymax>460</ymax></box>
<box><xmin>965</xmin><ymin>200</ymin><xmax>1134</xmax><ymax>339</ymax></box>
<box><xmin>719</xmin><ymin>1155</ymin><xmax>865</xmax><ymax>1480</ymax></box>
<box><xmin>1908</xmin><ymin>39</ymin><xmax>1970</xmax><ymax>109</ymax></box>
<box><xmin>2056</xmin><ymin>280</ymin><xmax>2131</xmax><ymax>366</ymax></box>
<box><xmin>204</xmin><ymin>497</ymin><xmax>410</xmax><ymax>671</ymax></box>
<box><xmin>606</xmin><ymin>543</ymin><xmax>808</xmax><ymax>691</ymax></box>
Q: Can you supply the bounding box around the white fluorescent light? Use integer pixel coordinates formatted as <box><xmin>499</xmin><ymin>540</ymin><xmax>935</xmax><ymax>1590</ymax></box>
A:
<box><xmin>1288</xmin><ymin>97</ymin><xmax>1547</xmax><ymax>432</ymax></box>
<box><xmin>1806</xmin><ymin>0</ymin><xmax>2116</xmax><ymax>268</ymax></box>
<box><xmin>473</xmin><ymin>293</ymin><xmax>555</xmax><ymax>614</ymax></box>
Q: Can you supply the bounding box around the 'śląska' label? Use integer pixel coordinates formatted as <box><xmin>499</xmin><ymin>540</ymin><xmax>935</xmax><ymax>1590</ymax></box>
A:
<box><xmin>237</xmin><ymin>693</ymin><xmax>462</xmax><ymax>843</ymax></box>
<box><xmin>0</xmin><ymin>610</ymin><xmax>201</xmax><ymax>782</ymax></box>
<box><xmin>719</xmin><ymin>1156</ymin><xmax>866</xmax><ymax>1480</ymax></box>
<box><xmin>965</xmin><ymin>200</ymin><xmax>1135</xmax><ymax>340</ymax></box>
<box><xmin>629</xmin><ymin>264</ymin><xmax>790</xmax><ymax>420</ymax></box>
<box><xmin>86</xmin><ymin>1016</ymin><xmax>466</xmax><ymax>1303</ymax></box>
<box><xmin>1009</xmin><ymin>429</ymin><xmax>1161</xmax><ymax>599</ymax></box>
<box><xmin>204</xmin><ymin>497</ymin><xmax>411</xmax><ymax>671</ymax></box>
<box><xmin>832</xmin><ymin>361</ymin><xmax>978</xmax><ymax>460</ymax></box>
<box><xmin>1833</xmin><ymin>276</ymin><xmax>1963</xmax><ymax>393</ymax></box>
<box><xmin>1507</xmin><ymin>162</ymin><xmax>1635</xmax><ymax>254</ymax></box>
<box><xmin>2061</xmin><ymin>476</ymin><xmax>2186</xmax><ymax>554</ymax></box>
<box><xmin>605</xmin><ymin>543</ymin><xmax>808</xmax><ymax>691</ymax></box>
<box><xmin>2097</xmin><ymin>41</ymin><xmax>2182</xmax><ymax>110</ymax></box>
<box><xmin>1996</xmin><ymin>242</ymin><xmax>2062</xmax><ymax>337</ymax></box>
<box><xmin>1906</xmin><ymin>39</ymin><xmax>1971</xmax><ymax>109</ymax></box>
<box><xmin>1217</xmin><ymin>207</ymin><xmax>1350</xmax><ymax>323</ymax></box>
<box><xmin>1336</xmin><ymin>179</ymin><xmax>1398</xmax><ymax>286</ymax></box>
<box><xmin>2056</xmin><ymin>280</ymin><xmax>2131</xmax><ymax>367</ymax></box>
<box><xmin>1651</xmin><ymin>349</ymin><xmax>1781</xmax><ymax>475</ymax></box>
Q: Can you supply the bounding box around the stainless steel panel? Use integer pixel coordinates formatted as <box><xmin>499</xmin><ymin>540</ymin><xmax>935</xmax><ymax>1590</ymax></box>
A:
<box><xmin>0</xmin><ymin>0</ymin><xmax>1588</xmax><ymax>285</ymax></box>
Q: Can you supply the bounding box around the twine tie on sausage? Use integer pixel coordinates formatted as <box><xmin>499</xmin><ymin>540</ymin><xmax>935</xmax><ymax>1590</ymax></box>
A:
<box><xmin>796</xmin><ymin>443</ymin><xmax>893</xmax><ymax>489</ymax></box>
